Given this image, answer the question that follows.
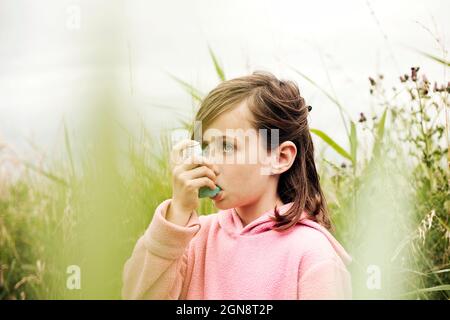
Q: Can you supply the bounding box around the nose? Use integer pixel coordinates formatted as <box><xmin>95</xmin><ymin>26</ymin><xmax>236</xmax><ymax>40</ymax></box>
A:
<box><xmin>213</xmin><ymin>166</ymin><xmax>220</xmax><ymax>176</ymax></box>
<box><xmin>209</xmin><ymin>161</ymin><xmax>220</xmax><ymax>176</ymax></box>
<box><xmin>204</xmin><ymin>156</ymin><xmax>220</xmax><ymax>176</ymax></box>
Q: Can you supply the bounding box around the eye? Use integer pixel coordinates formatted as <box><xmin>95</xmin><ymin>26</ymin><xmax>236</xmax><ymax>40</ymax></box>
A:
<box><xmin>223</xmin><ymin>141</ymin><xmax>235</xmax><ymax>153</ymax></box>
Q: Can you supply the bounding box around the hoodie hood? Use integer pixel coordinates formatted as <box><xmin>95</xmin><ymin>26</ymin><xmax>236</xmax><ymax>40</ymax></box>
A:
<box><xmin>217</xmin><ymin>201</ymin><xmax>352</xmax><ymax>266</ymax></box>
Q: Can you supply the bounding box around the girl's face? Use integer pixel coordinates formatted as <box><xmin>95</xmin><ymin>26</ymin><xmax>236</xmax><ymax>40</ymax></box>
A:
<box><xmin>202</xmin><ymin>100</ymin><xmax>279</xmax><ymax>210</ymax></box>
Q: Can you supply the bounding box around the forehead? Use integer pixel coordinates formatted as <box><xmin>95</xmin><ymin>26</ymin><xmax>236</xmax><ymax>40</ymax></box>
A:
<box><xmin>203</xmin><ymin>100</ymin><xmax>255</xmax><ymax>142</ymax></box>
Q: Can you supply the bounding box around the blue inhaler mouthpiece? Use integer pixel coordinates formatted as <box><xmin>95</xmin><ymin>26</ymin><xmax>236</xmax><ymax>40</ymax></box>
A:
<box><xmin>199</xmin><ymin>185</ymin><xmax>222</xmax><ymax>198</ymax></box>
<box><xmin>186</xmin><ymin>142</ymin><xmax>222</xmax><ymax>198</ymax></box>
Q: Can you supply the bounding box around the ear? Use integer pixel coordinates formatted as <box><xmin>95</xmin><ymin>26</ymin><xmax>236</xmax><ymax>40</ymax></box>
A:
<box><xmin>270</xmin><ymin>141</ymin><xmax>297</xmax><ymax>175</ymax></box>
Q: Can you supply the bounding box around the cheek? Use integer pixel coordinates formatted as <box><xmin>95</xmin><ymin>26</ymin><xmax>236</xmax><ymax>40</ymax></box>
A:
<box><xmin>215</xmin><ymin>164</ymin><xmax>268</xmax><ymax>210</ymax></box>
<box><xmin>222</xmin><ymin>163</ymin><xmax>269</xmax><ymax>195</ymax></box>
<box><xmin>214</xmin><ymin>149</ymin><xmax>272</xmax><ymax>209</ymax></box>
<box><xmin>221</xmin><ymin>145</ymin><xmax>271</xmax><ymax>189</ymax></box>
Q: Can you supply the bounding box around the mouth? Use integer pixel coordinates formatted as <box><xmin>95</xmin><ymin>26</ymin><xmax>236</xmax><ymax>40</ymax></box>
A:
<box><xmin>211</xmin><ymin>190</ymin><xmax>223</xmax><ymax>201</ymax></box>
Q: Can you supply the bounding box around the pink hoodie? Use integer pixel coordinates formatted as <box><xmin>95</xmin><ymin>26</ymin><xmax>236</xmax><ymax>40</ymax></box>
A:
<box><xmin>122</xmin><ymin>199</ymin><xmax>352</xmax><ymax>300</ymax></box>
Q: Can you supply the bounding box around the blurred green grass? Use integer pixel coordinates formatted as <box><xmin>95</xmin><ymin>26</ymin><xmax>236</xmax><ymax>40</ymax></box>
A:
<box><xmin>0</xmin><ymin>50</ymin><xmax>448</xmax><ymax>299</ymax></box>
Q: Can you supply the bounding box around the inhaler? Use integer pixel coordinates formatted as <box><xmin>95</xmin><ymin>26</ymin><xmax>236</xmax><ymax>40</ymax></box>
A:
<box><xmin>184</xmin><ymin>143</ymin><xmax>222</xmax><ymax>198</ymax></box>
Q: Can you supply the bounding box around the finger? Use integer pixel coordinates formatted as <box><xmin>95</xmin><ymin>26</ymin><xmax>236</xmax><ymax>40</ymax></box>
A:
<box><xmin>183</xmin><ymin>166</ymin><xmax>217</xmax><ymax>182</ymax></box>
<box><xmin>189</xmin><ymin>177</ymin><xmax>217</xmax><ymax>191</ymax></box>
<box><xmin>177</xmin><ymin>155</ymin><xmax>220</xmax><ymax>175</ymax></box>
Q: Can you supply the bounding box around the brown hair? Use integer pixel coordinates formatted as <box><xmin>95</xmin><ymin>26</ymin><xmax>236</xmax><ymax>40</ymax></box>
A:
<box><xmin>191</xmin><ymin>71</ymin><xmax>332</xmax><ymax>231</ymax></box>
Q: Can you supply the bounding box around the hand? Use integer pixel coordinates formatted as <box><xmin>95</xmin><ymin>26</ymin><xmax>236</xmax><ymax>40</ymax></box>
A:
<box><xmin>166</xmin><ymin>139</ymin><xmax>219</xmax><ymax>225</ymax></box>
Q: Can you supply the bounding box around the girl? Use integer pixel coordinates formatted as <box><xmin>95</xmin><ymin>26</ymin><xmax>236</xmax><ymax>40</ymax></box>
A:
<box><xmin>122</xmin><ymin>71</ymin><xmax>352</xmax><ymax>300</ymax></box>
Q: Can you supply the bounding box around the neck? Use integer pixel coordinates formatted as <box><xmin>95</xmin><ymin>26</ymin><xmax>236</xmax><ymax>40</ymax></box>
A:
<box><xmin>234</xmin><ymin>193</ymin><xmax>285</xmax><ymax>228</ymax></box>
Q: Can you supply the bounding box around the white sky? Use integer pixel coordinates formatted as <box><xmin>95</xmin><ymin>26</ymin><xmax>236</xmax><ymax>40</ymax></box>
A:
<box><xmin>0</xmin><ymin>0</ymin><xmax>449</xmax><ymax>161</ymax></box>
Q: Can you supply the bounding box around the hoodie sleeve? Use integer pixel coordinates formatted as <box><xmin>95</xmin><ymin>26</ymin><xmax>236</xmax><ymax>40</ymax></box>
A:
<box><xmin>297</xmin><ymin>257</ymin><xmax>352</xmax><ymax>300</ymax></box>
<box><xmin>121</xmin><ymin>199</ymin><xmax>201</xmax><ymax>300</ymax></box>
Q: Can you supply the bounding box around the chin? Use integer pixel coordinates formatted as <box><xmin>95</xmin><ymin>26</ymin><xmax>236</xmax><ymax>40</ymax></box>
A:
<box><xmin>213</xmin><ymin>196</ymin><xmax>247</xmax><ymax>211</ymax></box>
<box><xmin>213</xmin><ymin>201</ymin><xmax>229</xmax><ymax>210</ymax></box>
<box><xmin>213</xmin><ymin>195</ymin><xmax>236</xmax><ymax>211</ymax></box>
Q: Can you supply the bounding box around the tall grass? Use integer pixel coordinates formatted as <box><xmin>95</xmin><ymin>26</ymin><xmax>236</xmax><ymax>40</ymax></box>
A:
<box><xmin>0</xmin><ymin>49</ymin><xmax>448</xmax><ymax>299</ymax></box>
